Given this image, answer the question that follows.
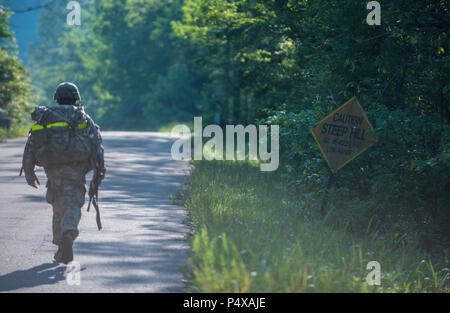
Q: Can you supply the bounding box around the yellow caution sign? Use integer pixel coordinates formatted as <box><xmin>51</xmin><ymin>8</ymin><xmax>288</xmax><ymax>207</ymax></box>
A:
<box><xmin>310</xmin><ymin>97</ymin><xmax>377</xmax><ymax>173</ymax></box>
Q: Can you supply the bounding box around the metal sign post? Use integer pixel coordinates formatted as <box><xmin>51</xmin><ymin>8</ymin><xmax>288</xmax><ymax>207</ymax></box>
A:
<box><xmin>320</xmin><ymin>172</ymin><xmax>335</xmax><ymax>218</ymax></box>
<box><xmin>311</xmin><ymin>97</ymin><xmax>377</xmax><ymax>217</ymax></box>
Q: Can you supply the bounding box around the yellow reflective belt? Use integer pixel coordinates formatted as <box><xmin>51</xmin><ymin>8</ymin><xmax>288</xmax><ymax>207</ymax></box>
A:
<box><xmin>31</xmin><ymin>121</ymin><xmax>87</xmax><ymax>132</ymax></box>
<box><xmin>78</xmin><ymin>121</ymin><xmax>87</xmax><ymax>129</ymax></box>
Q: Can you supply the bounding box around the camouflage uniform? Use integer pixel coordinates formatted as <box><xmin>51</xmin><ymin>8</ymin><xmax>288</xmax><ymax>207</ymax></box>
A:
<box><xmin>22</xmin><ymin>113</ymin><xmax>104</xmax><ymax>247</ymax></box>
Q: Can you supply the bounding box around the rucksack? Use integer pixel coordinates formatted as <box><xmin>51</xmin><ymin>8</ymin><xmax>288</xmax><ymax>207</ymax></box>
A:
<box><xmin>29</xmin><ymin>105</ymin><xmax>93</xmax><ymax>166</ymax></box>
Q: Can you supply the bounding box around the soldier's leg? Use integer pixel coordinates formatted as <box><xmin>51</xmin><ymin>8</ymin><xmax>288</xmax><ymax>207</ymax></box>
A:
<box><xmin>52</xmin><ymin>199</ymin><xmax>66</xmax><ymax>246</ymax></box>
<box><xmin>52</xmin><ymin>202</ymin><xmax>65</xmax><ymax>262</ymax></box>
<box><xmin>46</xmin><ymin>182</ymin><xmax>66</xmax><ymax>246</ymax></box>
<box><xmin>46</xmin><ymin>182</ymin><xmax>67</xmax><ymax>262</ymax></box>
<box><xmin>61</xmin><ymin>182</ymin><xmax>86</xmax><ymax>240</ymax></box>
<box><xmin>60</xmin><ymin>181</ymin><xmax>86</xmax><ymax>264</ymax></box>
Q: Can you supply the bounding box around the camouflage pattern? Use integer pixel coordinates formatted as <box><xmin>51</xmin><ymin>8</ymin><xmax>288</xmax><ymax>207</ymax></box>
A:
<box><xmin>22</xmin><ymin>108</ymin><xmax>104</xmax><ymax>246</ymax></box>
<box><xmin>45</xmin><ymin>163</ymin><xmax>88</xmax><ymax>244</ymax></box>
<box><xmin>53</xmin><ymin>82</ymin><xmax>81</xmax><ymax>104</ymax></box>
<box><xmin>29</xmin><ymin>105</ymin><xmax>94</xmax><ymax>166</ymax></box>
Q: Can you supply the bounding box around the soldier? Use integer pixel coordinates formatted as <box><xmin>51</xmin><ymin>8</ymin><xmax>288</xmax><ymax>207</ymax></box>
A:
<box><xmin>22</xmin><ymin>82</ymin><xmax>105</xmax><ymax>264</ymax></box>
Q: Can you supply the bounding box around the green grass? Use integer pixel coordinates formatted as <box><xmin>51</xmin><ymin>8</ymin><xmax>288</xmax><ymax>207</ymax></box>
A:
<box><xmin>157</xmin><ymin>121</ymin><xmax>194</xmax><ymax>133</ymax></box>
<box><xmin>181</xmin><ymin>160</ymin><xmax>450</xmax><ymax>292</ymax></box>
<box><xmin>0</xmin><ymin>124</ymin><xmax>30</xmax><ymax>141</ymax></box>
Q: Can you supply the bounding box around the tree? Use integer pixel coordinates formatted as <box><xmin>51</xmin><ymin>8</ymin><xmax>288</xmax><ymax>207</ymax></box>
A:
<box><xmin>0</xmin><ymin>2</ymin><xmax>33</xmax><ymax>126</ymax></box>
<box><xmin>29</xmin><ymin>0</ymin><xmax>206</xmax><ymax>129</ymax></box>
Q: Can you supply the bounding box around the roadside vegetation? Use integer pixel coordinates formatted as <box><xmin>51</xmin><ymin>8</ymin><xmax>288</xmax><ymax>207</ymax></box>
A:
<box><xmin>0</xmin><ymin>4</ymin><xmax>34</xmax><ymax>141</ymax></box>
<box><xmin>182</xmin><ymin>160</ymin><xmax>449</xmax><ymax>292</ymax></box>
<box><xmin>158</xmin><ymin>121</ymin><xmax>194</xmax><ymax>133</ymax></box>
<box><xmin>0</xmin><ymin>124</ymin><xmax>30</xmax><ymax>141</ymax></box>
<box><xmin>2</xmin><ymin>0</ymin><xmax>449</xmax><ymax>292</ymax></box>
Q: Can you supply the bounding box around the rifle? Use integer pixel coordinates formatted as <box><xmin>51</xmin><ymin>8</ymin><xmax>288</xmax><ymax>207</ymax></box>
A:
<box><xmin>87</xmin><ymin>177</ymin><xmax>102</xmax><ymax>230</ymax></box>
<box><xmin>87</xmin><ymin>148</ymin><xmax>105</xmax><ymax>231</ymax></box>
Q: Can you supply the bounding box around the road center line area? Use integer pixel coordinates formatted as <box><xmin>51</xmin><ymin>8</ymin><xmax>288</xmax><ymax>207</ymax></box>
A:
<box><xmin>0</xmin><ymin>132</ymin><xmax>190</xmax><ymax>292</ymax></box>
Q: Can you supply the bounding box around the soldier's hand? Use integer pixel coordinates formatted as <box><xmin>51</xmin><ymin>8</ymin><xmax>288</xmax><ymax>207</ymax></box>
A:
<box><xmin>89</xmin><ymin>180</ymin><xmax>97</xmax><ymax>197</ymax></box>
<box><xmin>26</xmin><ymin>174</ymin><xmax>40</xmax><ymax>189</ymax></box>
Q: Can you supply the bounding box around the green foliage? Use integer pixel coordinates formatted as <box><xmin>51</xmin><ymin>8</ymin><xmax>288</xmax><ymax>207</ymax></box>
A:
<box><xmin>183</xmin><ymin>160</ymin><xmax>450</xmax><ymax>292</ymax></box>
<box><xmin>0</xmin><ymin>3</ymin><xmax>33</xmax><ymax>126</ymax></box>
<box><xmin>28</xmin><ymin>1</ymin><xmax>101</xmax><ymax>112</ymax></box>
<box><xmin>28</xmin><ymin>0</ymin><xmax>206</xmax><ymax>130</ymax></box>
<box><xmin>157</xmin><ymin>119</ymin><xmax>194</xmax><ymax>133</ymax></box>
<box><xmin>26</xmin><ymin>0</ymin><xmax>449</xmax><ymax>288</ymax></box>
<box><xmin>174</xmin><ymin>0</ymin><xmax>449</xmax><ymax>123</ymax></box>
<box><xmin>269</xmin><ymin>105</ymin><xmax>450</xmax><ymax>250</ymax></box>
<box><xmin>172</xmin><ymin>0</ymin><xmax>450</xmax><ymax>249</ymax></box>
<box><xmin>142</xmin><ymin>63</ymin><xmax>202</xmax><ymax>128</ymax></box>
<box><xmin>171</xmin><ymin>0</ymin><xmax>450</xmax><ymax>290</ymax></box>
<box><xmin>0</xmin><ymin>123</ymin><xmax>31</xmax><ymax>141</ymax></box>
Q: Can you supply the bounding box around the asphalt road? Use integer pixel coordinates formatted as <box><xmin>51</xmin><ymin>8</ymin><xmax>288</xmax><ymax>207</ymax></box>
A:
<box><xmin>0</xmin><ymin>132</ymin><xmax>191</xmax><ymax>292</ymax></box>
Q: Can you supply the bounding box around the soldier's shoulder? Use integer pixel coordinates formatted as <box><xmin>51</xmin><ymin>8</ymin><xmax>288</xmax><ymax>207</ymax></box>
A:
<box><xmin>82</xmin><ymin>111</ymin><xmax>101</xmax><ymax>129</ymax></box>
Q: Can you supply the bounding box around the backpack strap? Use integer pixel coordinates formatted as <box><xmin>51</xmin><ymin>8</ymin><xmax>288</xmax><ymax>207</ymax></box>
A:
<box><xmin>46</xmin><ymin>107</ymin><xmax>77</xmax><ymax>130</ymax></box>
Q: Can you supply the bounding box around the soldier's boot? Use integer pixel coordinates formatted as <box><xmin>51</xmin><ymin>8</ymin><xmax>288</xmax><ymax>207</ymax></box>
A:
<box><xmin>54</xmin><ymin>245</ymin><xmax>63</xmax><ymax>263</ymax></box>
<box><xmin>61</xmin><ymin>230</ymin><xmax>76</xmax><ymax>264</ymax></box>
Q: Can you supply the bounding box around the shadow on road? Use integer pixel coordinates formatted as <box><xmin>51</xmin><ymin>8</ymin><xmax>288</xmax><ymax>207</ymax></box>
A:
<box><xmin>74</xmin><ymin>231</ymin><xmax>187</xmax><ymax>292</ymax></box>
<box><xmin>101</xmin><ymin>133</ymin><xmax>190</xmax><ymax>208</ymax></box>
<box><xmin>0</xmin><ymin>262</ymin><xmax>65</xmax><ymax>292</ymax></box>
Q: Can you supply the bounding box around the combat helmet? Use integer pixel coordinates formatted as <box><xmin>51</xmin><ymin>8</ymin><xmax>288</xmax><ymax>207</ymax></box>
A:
<box><xmin>54</xmin><ymin>82</ymin><xmax>81</xmax><ymax>105</ymax></box>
